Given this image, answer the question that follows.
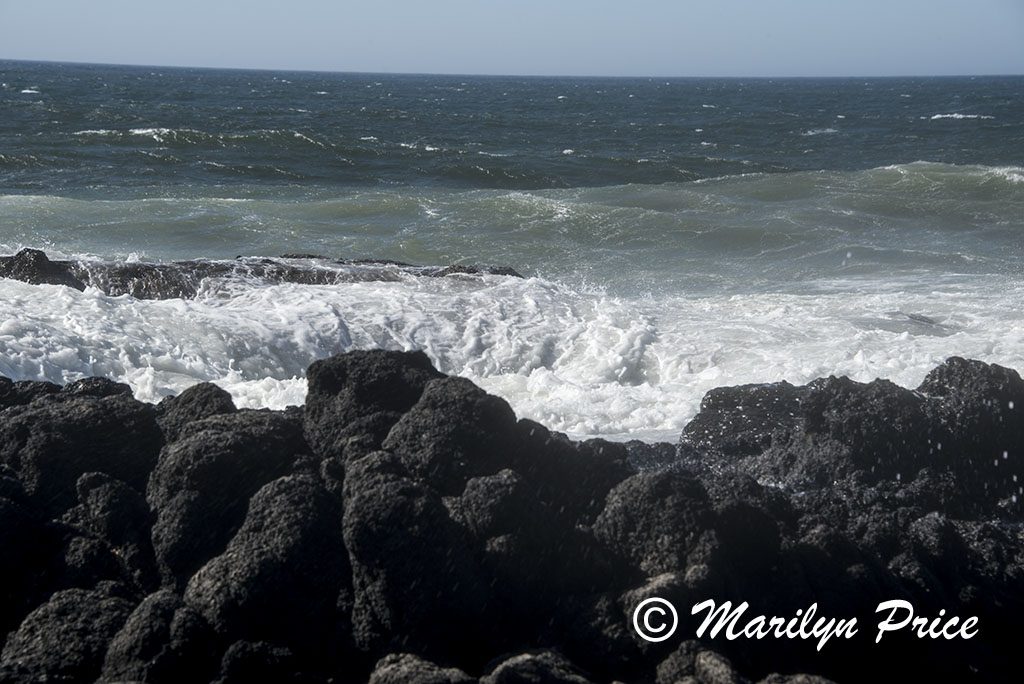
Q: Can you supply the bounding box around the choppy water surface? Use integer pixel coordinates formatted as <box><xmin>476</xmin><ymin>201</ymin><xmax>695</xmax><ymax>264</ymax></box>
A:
<box><xmin>2</xmin><ymin>61</ymin><xmax>1023</xmax><ymax>440</ymax></box>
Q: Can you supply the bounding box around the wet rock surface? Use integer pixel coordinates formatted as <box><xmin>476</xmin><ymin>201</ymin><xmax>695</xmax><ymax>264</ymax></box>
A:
<box><xmin>0</xmin><ymin>248</ymin><xmax>523</xmax><ymax>300</ymax></box>
<box><xmin>1</xmin><ymin>352</ymin><xmax>1021</xmax><ymax>682</ymax></box>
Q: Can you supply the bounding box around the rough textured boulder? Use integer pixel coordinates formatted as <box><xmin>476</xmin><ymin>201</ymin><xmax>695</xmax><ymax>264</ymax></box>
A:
<box><xmin>342</xmin><ymin>450</ymin><xmax>489</xmax><ymax>663</ymax></box>
<box><xmin>0</xmin><ymin>377</ymin><xmax>61</xmax><ymax>409</ymax></box>
<box><xmin>0</xmin><ymin>471</ymin><xmax>49</xmax><ymax>639</ymax></box>
<box><xmin>304</xmin><ymin>349</ymin><xmax>444</xmax><ymax>459</ymax></box>
<box><xmin>156</xmin><ymin>382</ymin><xmax>238</xmax><ymax>444</ymax></box>
<box><xmin>213</xmin><ymin>640</ymin><xmax>303</xmax><ymax>684</ymax></box>
<box><xmin>0</xmin><ymin>248</ymin><xmax>85</xmax><ymax>289</ymax></box>
<box><xmin>0</xmin><ymin>586</ymin><xmax>133</xmax><ymax>682</ymax></box>
<box><xmin>183</xmin><ymin>474</ymin><xmax>350</xmax><ymax>668</ymax></box>
<box><xmin>480</xmin><ymin>651</ymin><xmax>594</xmax><ymax>684</ymax></box>
<box><xmin>0</xmin><ymin>393</ymin><xmax>162</xmax><ymax>518</ymax></box>
<box><xmin>594</xmin><ymin>470</ymin><xmax>717</xmax><ymax>577</ymax></box>
<box><xmin>147</xmin><ymin>411</ymin><xmax>307</xmax><ymax>587</ymax></box>
<box><xmin>383</xmin><ymin>376</ymin><xmax>521</xmax><ymax>495</ymax></box>
<box><xmin>511</xmin><ymin>421</ymin><xmax>634</xmax><ymax>528</ymax></box>
<box><xmin>61</xmin><ymin>376</ymin><xmax>134</xmax><ymax>398</ymax></box>
<box><xmin>369</xmin><ymin>653</ymin><xmax>476</xmax><ymax>684</ymax></box>
<box><xmin>1</xmin><ymin>352</ymin><xmax>1022</xmax><ymax>683</ymax></box>
<box><xmin>99</xmin><ymin>590</ymin><xmax>217</xmax><ymax>684</ymax></box>
<box><xmin>62</xmin><ymin>471</ymin><xmax>159</xmax><ymax>591</ymax></box>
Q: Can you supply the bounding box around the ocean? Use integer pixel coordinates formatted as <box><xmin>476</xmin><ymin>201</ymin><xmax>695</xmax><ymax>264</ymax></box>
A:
<box><xmin>1</xmin><ymin>60</ymin><xmax>1023</xmax><ymax>441</ymax></box>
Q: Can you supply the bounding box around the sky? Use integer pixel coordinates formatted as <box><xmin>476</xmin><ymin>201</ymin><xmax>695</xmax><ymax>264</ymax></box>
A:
<box><xmin>1</xmin><ymin>0</ymin><xmax>1022</xmax><ymax>77</ymax></box>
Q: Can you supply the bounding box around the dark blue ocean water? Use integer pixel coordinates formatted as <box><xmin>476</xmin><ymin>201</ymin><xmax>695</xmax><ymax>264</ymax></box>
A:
<box><xmin>1</xmin><ymin>61</ymin><xmax>1023</xmax><ymax>440</ymax></box>
<box><xmin>3</xmin><ymin>62</ymin><xmax>1023</xmax><ymax>190</ymax></box>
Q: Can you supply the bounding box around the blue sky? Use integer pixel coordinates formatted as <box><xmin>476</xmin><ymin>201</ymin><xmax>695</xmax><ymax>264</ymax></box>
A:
<box><xmin>1</xmin><ymin>0</ymin><xmax>1022</xmax><ymax>77</ymax></box>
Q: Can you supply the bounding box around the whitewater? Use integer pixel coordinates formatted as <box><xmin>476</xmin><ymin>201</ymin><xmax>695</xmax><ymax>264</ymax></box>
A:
<box><xmin>2</xmin><ymin>63</ymin><xmax>1023</xmax><ymax>441</ymax></box>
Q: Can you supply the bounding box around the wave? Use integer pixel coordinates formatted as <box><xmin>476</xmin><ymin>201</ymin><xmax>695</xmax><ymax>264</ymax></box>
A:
<box><xmin>2</xmin><ymin>251</ymin><xmax>1023</xmax><ymax>441</ymax></box>
<box><xmin>928</xmin><ymin>113</ymin><xmax>995</xmax><ymax>120</ymax></box>
<box><xmin>2</xmin><ymin>161</ymin><xmax>1022</xmax><ymax>296</ymax></box>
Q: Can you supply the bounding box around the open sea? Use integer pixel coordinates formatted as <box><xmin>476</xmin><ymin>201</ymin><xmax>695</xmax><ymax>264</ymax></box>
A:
<box><xmin>2</xmin><ymin>60</ymin><xmax>1023</xmax><ymax>441</ymax></box>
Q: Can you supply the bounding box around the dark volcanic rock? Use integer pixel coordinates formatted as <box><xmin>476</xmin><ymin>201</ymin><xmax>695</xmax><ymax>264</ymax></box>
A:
<box><xmin>593</xmin><ymin>470</ymin><xmax>716</xmax><ymax>576</ymax></box>
<box><xmin>0</xmin><ymin>248</ymin><xmax>85</xmax><ymax>290</ymax></box>
<box><xmin>0</xmin><ymin>586</ymin><xmax>133</xmax><ymax>682</ymax></box>
<box><xmin>0</xmin><ymin>393</ymin><xmax>162</xmax><ymax>518</ymax></box>
<box><xmin>61</xmin><ymin>376</ymin><xmax>134</xmax><ymax>398</ymax></box>
<box><xmin>1</xmin><ymin>353</ymin><xmax>1022</xmax><ymax>683</ymax></box>
<box><xmin>214</xmin><ymin>640</ymin><xmax>304</xmax><ymax>684</ymax></box>
<box><xmin>0</xmin><ymin>474</ymin><xmax>48</xmax><ymax>639</ymax></box>
<box><xmin>512</xmin><ymin>420</ymin><xmax>634</xmax><ymax>528</ymax></box>
<box><xmin>446</xmin><ymin>468</ymin><xmax>626</xmax><ymax>643</ymax></box>
<box><xmin>184</xmin><ymin>474</ymin><xmax>350</xmax><ymax>668</ymax></box>
<box><xmin>383</xmin><ymin>376</ymin><xmax>521</xmax><ymax>495</ymax></box>
<box><xmin>917</xmin><ymin>356</ymin><xmax>1024</xmax><ymax>512</ymax></box>
<box><xmin>0</xmin><ymin>249</ymin><xmax>524</xmax><ymax>299</ymax></box>
<box><xmin>62</xmin><ymin>471</ymin><xmax>158</xmax><ymax>590</ymax></box>
<box><xmin>342</xmin><ymin>450</ymin><xmax>489</xmax><ymax>662</ymax></box>
<box><xmin>147</xmin><ymin>411</ymin><xmax>308</xmax><ymax>588</ymax></box>
<box><xmin>623</xmin><ymin>440</ymin><xmax>681</xmax><ymax>471</ymax></box>
<box><xmin>426</xmin><ymin>264</ymin><xmax>524</xmax><ymax>279</ymax></box>
<box><xmin>681</xmin><ymin>358</ymin><xmax>1024</xmax><ymax>519</ymax></box>
<box><xmin>156</xmin><ymin>382</ymin><xmax>238</xmax><ymax>443</ymax></box>
<box><xmin>99</xmin><ymin>590</ymin><xmax>217</xmax><ymax>684</ymax></box>
<box><xmin>369</xmin><ymin>653</ymin><xmax>476</xmax><ymax>684</ymax></box>
<box><xmin>0</xmin><ymin>377</ymin><xmax>61</xmax><ymax>408</ymax></box>
<box><xmin>682</xmin><ymin>375</ymin><xmax>934</xmax><ymax>489</ymax></box>
<box><xmin>481</xmin><ymin>651</ymin><xmax>594</xmax><ymax>684</ymax></box>
<box><xmin>304</xmin><ymin>349</ymin><xmax>444</xmax><ymax>459</ymax></box>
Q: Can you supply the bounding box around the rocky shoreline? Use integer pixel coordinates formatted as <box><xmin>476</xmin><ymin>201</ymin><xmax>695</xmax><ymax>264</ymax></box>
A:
<box><xmin>0</xmin><ymin>350</ymin><xmax>1021</xmax><ymax>683</ymax></box>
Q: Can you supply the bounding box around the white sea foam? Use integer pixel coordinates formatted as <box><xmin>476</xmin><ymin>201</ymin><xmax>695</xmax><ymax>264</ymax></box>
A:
<box><xmin>802</xmin><ymin>128</ymin><xmax>838</xmax><ymax>136</ymax></box>
<box><xmin>929</xmin><ymin>113</ymin><xmax>995</xmax><ymax>120</ymax></box>
<box><xmin>990</xmin><ymin>167</ymin><xmax>1024</xmax><ymax>184</ymax></box>
<box><xmin>2</xmin><ymin>270</ymin><xmax>1023</xmax><ymax>442</ymax></box>
<box><xmin>292</xmin><ymin>131</ymin><xmax>327</xmax><ymax>149</ymax></box>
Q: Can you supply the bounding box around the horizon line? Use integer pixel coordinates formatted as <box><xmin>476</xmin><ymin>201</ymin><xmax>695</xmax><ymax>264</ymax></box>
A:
<box><xmin>2</xmin><ymin>57</ymin><xmax>1022</xmax><ymax>81</ymax></box>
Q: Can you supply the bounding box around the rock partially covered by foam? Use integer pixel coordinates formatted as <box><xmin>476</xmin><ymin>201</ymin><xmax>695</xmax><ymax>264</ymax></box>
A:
<box><xmin>0</xmin><ymin>249</ymin><xmax>525</xmax><ymax>300</ymax></box>
<box><xmin>0</xmin><ymin>351</ymin><xmax>1020</xmax><ymax>683</ymax></box>
<box><xmin>0</xmin><ymin>248</ymin><xmax>85</xmax><ymax>290</ymax></box>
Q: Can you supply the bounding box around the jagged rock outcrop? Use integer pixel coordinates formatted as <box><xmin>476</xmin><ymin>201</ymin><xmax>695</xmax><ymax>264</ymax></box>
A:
<box><xmin>0</xmin><ymin>352</ymin><xmax>1020</xmax><ymax>683</ymax></box>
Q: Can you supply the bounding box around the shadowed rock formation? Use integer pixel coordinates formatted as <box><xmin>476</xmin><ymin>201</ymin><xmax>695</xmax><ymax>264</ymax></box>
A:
<box><xmin>1</xmin><ymin>351</ymin><xmax>1021</xmax><ymax>683</ymax></box>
